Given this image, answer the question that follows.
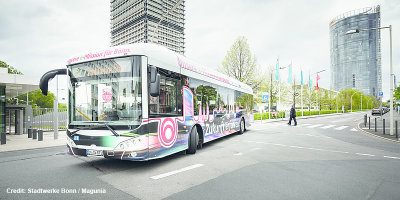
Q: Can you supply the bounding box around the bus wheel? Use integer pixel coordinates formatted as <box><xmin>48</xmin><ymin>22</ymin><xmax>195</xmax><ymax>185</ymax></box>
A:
<box><xmin>239</xmin><ymin>118</ymin><xmax>245</xmax><ymax>134</ymax></box>
<box><xmin>187</xmin><ymin>127</ymin><xmax>198</xmax><ymax>154</ymax></box>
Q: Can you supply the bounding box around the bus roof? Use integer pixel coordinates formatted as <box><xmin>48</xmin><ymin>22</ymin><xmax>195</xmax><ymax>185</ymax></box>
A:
<box><xmin>66</xmin><ymin>43</ymin><xmax>253</xmax><ymax>94</ymax></box>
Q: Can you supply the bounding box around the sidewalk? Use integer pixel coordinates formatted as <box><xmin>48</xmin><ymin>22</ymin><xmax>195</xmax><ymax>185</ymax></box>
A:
<box><xmin>0</xmin><ymin>131</ymin><xmax>67</xmax><ymax>153</ymax></box>
<box><xmin>357</xmin><ymin>110</ymin><xmax>400</xmax><ymax>143</ymax></box>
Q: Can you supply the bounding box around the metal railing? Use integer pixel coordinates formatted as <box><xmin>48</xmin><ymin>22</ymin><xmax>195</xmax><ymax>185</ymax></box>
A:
<box><xmin>31</xmin><ymin>108</ymin><xmax>67</xmax><ymax>131</ymax></box>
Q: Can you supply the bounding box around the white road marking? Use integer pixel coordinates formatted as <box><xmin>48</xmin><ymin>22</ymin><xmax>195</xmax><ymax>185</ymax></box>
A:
<box><xmin>350</xmin><ymin>128</ymin><xmax>357</xmax><ymax>131</ymax></box>
<box><xmin>321</xmin><ymin>125</ymin><xmax>335</xmax><ymax>129</ymax></box>
<box><xmin>308</xmin><ymin>148</ymin><xmax>325</xmax><ymax>151</ymax></box>
<box><xmin>335</xmin><ymin>126</ymin><xmax>348</xmax><ymax>130</ymax></box>
<box><xmin>296</xmin><ymin>134</ymin><xmax>322</xmax><ymax>138</ymax></box>
<box><xmin>289</xmin><ymin>146</ymin><xmax>304</xmax><ymax>149</ymax></box>
<box><xmin>150</xmin><ymin>164</ymin><xmax>204</xmax><ymax>180</ymax></box>
<box><xmin>307</xmin><ymin>124</ymin><xmax>324</xmax><ymax>128</ymax></box>
<box><xmin>295</xmin><ymin>124</ymin><xmax>310</xmax><ymax>127</ymax></box>
<box><xmin>383</xmin><ymin>156</ymin><xmax>400</xmax><ymax>160</ymax></box>
<box><xmin>233</xmin><ymin>148</ymin><xmax>261</xmax><ymax>156</ymax></box>
<box><xmin>329</xmin><ymin>150</ymin><xmax>349</xmax><ymax>154</ymax></box>
<box><xmin>356</xmin><ymin>153</ymin><xmax>375</xmax><ymax>157</ymax></box>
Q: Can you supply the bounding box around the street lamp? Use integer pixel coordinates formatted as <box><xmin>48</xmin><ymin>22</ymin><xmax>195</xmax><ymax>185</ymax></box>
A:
<box><xmin>278</xmin><ymin>65</ymin><xmax>287</xmax><ymax>111</ymax></box>
<box><xmin>346</xmin><ymin>25</ymin><xmax>393</xmax><ymax>135</ymax></box>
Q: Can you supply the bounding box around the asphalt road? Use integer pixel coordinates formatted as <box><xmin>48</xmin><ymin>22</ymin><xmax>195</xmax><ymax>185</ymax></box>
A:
<box><xmin>1</xmin><ymin>111</ymin><xmax>400</xmax><ymax>200</ymax></box>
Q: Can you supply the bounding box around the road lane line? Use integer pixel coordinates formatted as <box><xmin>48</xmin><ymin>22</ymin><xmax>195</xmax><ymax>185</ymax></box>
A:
<box><xmin>294</xmin><ymin>124</ymin><xmax>310</xmax><ymax>127</ymax></box>
<box><xmin>321</xmin><ymin>125</ymin><xmax>335</xmax><ymax>129</ymax></box>
<box><xmin>335</xmin><ymin>126</ymin><xmax>348</xmax><ymax>130</ymax></box>
<box><xmin>289</xmin><ymin>146</ymin><xmax>304</xmax><ymax>149</ymax></box>
<box><xmin>350</xmin><ymin>128</ymin><xmax>357</xmax><ymax>131</ymax></box>
<box><xmin>307</xmin><ymin>124</ymin><xmax>324</xmax><ymax>128</ymax></box>
<box><xmin>150</xmin><ymin>164</ymin><xmax>204</xmax><ymax>180</ymax></box>
<box><xmin>356</xmin><ymin>153</ymin><xmax>375</xmax><ymax>157</ymax></box>
<box><xmin>233</xmin><ymin>148</ymin><xmax>261</xmax><ymax>156</ymax></box>
<box><xmin>383</xmin><ymin>156</ymin><xmax>400</xmax><ymax>160</ymax></box>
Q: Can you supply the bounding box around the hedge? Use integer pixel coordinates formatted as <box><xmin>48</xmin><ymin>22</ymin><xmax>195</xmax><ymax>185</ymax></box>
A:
<box><xmin>254</xmin><ymin>109</ymin><xmax>371</xmax><ymax>120</ymax></box>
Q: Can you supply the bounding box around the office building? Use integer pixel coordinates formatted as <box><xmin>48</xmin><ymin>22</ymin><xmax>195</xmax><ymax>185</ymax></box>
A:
<box><xmin>110</xmin><ymin>0</ymin><xmax>185</xmax><ymax>55</ymax></box>
<box><xmin>329</xmin><ymin>6</ymin><xmax>381</xmax><ymax>97</ymax></box>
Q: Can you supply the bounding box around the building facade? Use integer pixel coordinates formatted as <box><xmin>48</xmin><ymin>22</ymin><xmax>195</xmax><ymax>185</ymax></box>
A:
<box><xmin>110</xmin><ymin>0</ymin><xmax>185</xmax><ymax>55</ymax></box>
<box><xmin>330</xmin><ymin>6</ymin><xmax>381</xmax><ymax>97</ymax></box>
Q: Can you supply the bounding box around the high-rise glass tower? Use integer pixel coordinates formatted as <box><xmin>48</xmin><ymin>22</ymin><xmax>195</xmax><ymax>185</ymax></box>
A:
<box><xmin>330</xmin><ymin>6</ymin><xmax>381</xmax><ymax>97</ymax></box>
<box><xmin>110</xmin><ymin>0</ymin><xmax>185</xmax><ymax>55</ymax></box>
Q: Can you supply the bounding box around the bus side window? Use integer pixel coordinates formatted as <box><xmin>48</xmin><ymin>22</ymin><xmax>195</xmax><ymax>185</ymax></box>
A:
<box><xmin>149</xmin><ymin>68</ymin><xmax>181</xmax><ymax>117</ymax></box>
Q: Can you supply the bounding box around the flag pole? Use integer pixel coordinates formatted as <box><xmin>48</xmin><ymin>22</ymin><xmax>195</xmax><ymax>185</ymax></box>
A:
<box><xmin>301</xmin><ymin>68</ymin><xmax>303</xmax><ymax>116</ymax></box>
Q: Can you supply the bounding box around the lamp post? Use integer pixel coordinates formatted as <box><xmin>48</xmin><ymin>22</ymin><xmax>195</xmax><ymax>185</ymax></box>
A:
<box><xmin>346</xmin><ymin>25</ymin><xmax>393</xmax><ymax>135</ymax></box>
<box><xmin>351</xmin><ymin>91</ymin><xmax>358</xmax><ymax>112</ymax></box>
<box><xmin>278</xmin><ymin>65</ymin><xmax>287</xmax><ymax>111</ymax></box>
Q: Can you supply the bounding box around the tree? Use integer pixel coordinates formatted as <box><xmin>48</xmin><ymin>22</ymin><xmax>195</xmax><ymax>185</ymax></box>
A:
<box><xmin>255</xmin><ymin>65</ymin><xmax>282</xmax><ymax>111</ymax></box>
<box><xmin>0</xmin><ymin>60</ymin><xmax>23</xmax><ymax>74</ymax></box>
<box><xmin>394</xmin><ymin>87</ymin><xmax>400</xmax><ymax>101</ymax></box>
<box><xmin>284</xmin><ymin>77</ymin><xmax>301</xmax><ymax>108</ymax></box>
<box><xmin>8</xmin><ymin>90</ymin><xmax>56</xmax><ymax>108</ymax></box>
<box><xmin>218</xmin><ymin>36</ymin><xmax>265</xmax><ymax>93</ymax></box>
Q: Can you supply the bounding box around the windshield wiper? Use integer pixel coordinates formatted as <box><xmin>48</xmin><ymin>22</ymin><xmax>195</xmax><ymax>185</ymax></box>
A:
<box><xmin>81</xmin><ymin>121</ymin><xmax>120</xmax><ymax>137</ymax></box>
<box><xmin>69</xmin><ymin>126</ymin><xmax>98</xmax><ymax>136</ymax></box>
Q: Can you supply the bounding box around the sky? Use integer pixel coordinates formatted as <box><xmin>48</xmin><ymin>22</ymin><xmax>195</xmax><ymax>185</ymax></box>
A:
<box><xmin>0</xmin><ymin>0</ymin><xmax>399</xmax><ymax>103</ymax></box>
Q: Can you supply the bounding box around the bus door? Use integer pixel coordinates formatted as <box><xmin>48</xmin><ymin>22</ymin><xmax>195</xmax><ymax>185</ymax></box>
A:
<box><xmin>148</xmin><ymin>65</ymin><xmax>184</xmax><ymax>158</ymax></box>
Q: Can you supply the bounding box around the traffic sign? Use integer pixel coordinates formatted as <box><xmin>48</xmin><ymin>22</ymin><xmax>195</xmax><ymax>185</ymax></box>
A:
<box><xmin>379</xmin><ymin>92</ymin><xmax>383</xmax><ymax>97</ymax></box>
<box><xmin>262</xmin><ymin>95</ymin><xmax>269</xmax><ymax>102</ymax></box>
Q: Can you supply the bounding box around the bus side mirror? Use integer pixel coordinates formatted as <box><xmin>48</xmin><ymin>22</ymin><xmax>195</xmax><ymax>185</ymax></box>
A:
<box><xmin>39</xmin><ymin>68</ymin><xmax>68</xmax><ymax>96</ymax></box>
<box><xmin>149</xmin><ymin>65</ymin><xmax>160</xmax><ymax>97</ymax></box>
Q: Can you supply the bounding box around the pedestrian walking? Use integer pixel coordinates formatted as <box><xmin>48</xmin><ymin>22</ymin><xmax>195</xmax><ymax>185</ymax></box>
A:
<box><xmin>287</xmin><ymin>105</ymin><xmax>297</xmax><ymax>126</ymax></box>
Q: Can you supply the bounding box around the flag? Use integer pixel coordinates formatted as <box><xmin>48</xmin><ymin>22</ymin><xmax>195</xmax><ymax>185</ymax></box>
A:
<box><xmin>301</xmin><ymin>71</ymin><xmax>303</xmax><ymax>85</ymax></box>
<box><xmin>287</xmin><ymin>63</ymin><xmax>292</xmax><ymax>83</ymax></box>
<box><xmin>316</xmin><ymin>74</ymin><xmax>320</xmax><ymax>90</ymax></box>
<box><xmin>309</xmin><ymin>76</ymin><xmax>312</xmax><ymax>88</ymax></box>
<box><xmin>275</xmin><ymin>58</ymin><xmax>279</xmax><ymax>81</ymax></box>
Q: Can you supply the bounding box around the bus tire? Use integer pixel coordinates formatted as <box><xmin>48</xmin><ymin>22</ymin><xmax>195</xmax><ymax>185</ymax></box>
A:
<box><xmin>187</xmin><ymin>127</ymin><xmax>198</xmax><ymax>154</ymax></box>
<box><xmin>238</xmin><ymin>118</ymin><xmax>245</xmax><ymax>134</ymax></box>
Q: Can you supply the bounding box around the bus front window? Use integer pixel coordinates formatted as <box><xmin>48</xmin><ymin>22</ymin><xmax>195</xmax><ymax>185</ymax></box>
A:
<box><xmin>68</xmin><ymin>56</ymin><xmax>142</xmax><ymax>129</ymax></box>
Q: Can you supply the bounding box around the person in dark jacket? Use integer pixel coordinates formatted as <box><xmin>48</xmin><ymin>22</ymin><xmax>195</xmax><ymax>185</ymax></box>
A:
<box><xmin>287</xmin><ymin>105</ymin><xmax>297</xmax><ymax>126</ymax></box>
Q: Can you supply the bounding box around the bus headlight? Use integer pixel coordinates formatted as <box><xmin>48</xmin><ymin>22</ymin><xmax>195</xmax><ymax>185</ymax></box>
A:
<box><xmin>115</xmin><ymin>137</ymin><xmax>141</xmax><ymax>151</ymax></box>
<box><xmin>67</xmin><ymin>137</ymin><xmax>76</xmax><ymax>147</ymax></box>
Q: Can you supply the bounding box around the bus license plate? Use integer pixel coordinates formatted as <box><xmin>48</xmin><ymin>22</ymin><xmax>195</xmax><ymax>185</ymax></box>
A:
<box><xmin>86</xmin><ymin>149</ymin><xmax>103</xmax><ymax>156</ymax></box>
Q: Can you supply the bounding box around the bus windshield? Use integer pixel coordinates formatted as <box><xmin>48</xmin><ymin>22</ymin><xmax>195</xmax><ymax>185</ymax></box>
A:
<box><xmin>67</xmin><ymin>56</ymin><xmax>142</xmax><ymax>129</ymax></box>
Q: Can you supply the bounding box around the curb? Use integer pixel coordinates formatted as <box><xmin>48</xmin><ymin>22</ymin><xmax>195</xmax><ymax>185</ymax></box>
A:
<box><xmin>356</xmin><ymin>122</ymin><xmax>400</xmax><ymax>143</ymax></box>
<box><xmin>253</xmin><ymin>111</ymin><xmax>364</xmax><ymax>124</ymax></box>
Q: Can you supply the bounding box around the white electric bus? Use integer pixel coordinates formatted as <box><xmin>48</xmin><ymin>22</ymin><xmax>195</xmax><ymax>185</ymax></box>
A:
<box><xmin>39</xmin><ymin>43</ymin><xmax>254</xmax><ymax>161</ymax></box>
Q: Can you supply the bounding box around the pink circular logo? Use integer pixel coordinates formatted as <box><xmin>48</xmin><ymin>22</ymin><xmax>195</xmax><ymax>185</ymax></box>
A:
<box><xmin>158</xmin><ymin>118</ymin><xmax>177</xmax><ymax>148</ymax></box>
<box><xmin>102</xmin><ymin>91</ymin><xmax>112</xmax><ymax>102</ymax></box>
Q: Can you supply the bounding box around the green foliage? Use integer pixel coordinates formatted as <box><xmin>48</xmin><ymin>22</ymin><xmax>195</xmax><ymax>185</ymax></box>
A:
<box><xmin>218</xmin><ymin>36</ymin><xmax>265</xmax><ymax>92</ymax></box>
<box><xmin>0</xmin><ymin>60</ymin><xmax>23</xmax><ymax>74</ymax></box>
<box><xmin>8</xmin><ymin>89</ymin><xmax>56</xmax><ymax>108</ymax></box>
<box><xmin>254</xmin><ymin>111</ymin><xmax>285</xmax><ymax>120</ymax></box>
<box><xmin>394</xmin><ymin>87</ymin><xmax>400</xmax><ymax>101</ymax></box>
